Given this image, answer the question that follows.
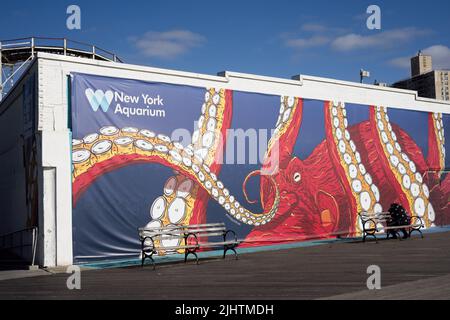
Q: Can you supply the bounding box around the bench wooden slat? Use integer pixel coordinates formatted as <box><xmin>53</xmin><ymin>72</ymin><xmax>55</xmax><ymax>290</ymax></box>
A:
<box><xmin>363</xmin><ymin>223</ymin><xmax>422</xmax><ymax>230</ymax></box>
<box><xmin>140</xmin><ymin>231</ymin><xmax>233</xmax><ymax>239</ymax></box>
<box><xmin>146</xmin><ymin>233</ymin><xmax>232</xmax><ymax>240</ymax></box>
<box><xmin>183</xmin><ymin>224</ymin><xmax>225</xmax><ymax>229</ymax></box>
<box><xmin>183</xmin><ymin>228</ymin><xmax>226</xmax><ymax>233</ymax></box>
<box><xmin>138</xmin><ymin>223</ymin><xmax>225</xmax><ymax>232</ymax></box>
<box><xmin>140</xmin><ymin>236</ymin><xmax>185</xmax><ymax>241</ymax></box>
<box><xmin>143</xmin><ymin>245</ymin><xmax>199</xmax><ymax>251</ymax></box>
<box><xmin>139</xmin><ymin>229</ymin><xmax>228</xmax><ymax>239</ymax></box>
<box><xmin>140</xmin><ymin>226</ymin><xmax>224</xmax><ymax>232</ymax></box>
<box><xmin>362</xmin><ymin>219</ymin><xmax>390</xmax><ymax>222</ymax></box>
<box><xmin>198</xmin><ymin>241</ymin><xmax>242</xmax><ymax>247</ymax></box>
<box><xmin>140</xmin><ymin>231</ymin><xmax>185</xmax><ymax>237</ymax></box>
<box><xmin>188</xmin><ymin>232</ymin><xmax>227</xmax><ymax>238</ymax></box>
<box><xmin>383</xmin><ymin>224</ymin><xmax>423</xmax><ymax>230</ymax></box>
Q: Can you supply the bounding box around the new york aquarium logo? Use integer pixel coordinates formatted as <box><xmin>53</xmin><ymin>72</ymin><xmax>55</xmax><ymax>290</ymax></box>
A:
<box><xmin>85</xmin><ymin>88</ymin><xmax>113</xmax><ymax>112</ymax></box>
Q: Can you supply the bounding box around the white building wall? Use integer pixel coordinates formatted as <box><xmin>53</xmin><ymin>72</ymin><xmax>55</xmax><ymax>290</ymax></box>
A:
<box><xmin>0</xmin><ymin>61</ymin><xmax>38</xmax><ymax>262</ymax></box>
<box><xmin>37</xmin><ymin>59</ymin><xmax>72</xmax><ymax>266</ymax></box>
<box><xmin>34</xmin><ymin>52</ymin><xmax>450</xmax><ymax>266</ymax></box>
<box><xmin>0</xmin><ymin>84</ymin><xmax>29</xmax><ymax>235</ymax></box>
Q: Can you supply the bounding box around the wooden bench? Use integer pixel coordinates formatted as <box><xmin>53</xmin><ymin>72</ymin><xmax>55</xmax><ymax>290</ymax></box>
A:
<box><xmin>138</xmin><ymin>223</ymin><xmax>240</xmax><ymax>269</ymax></box>
<box><xmin>358</xmin><ymin>212</ymin><xmax>424</xmax><ymax>243</ymax></box>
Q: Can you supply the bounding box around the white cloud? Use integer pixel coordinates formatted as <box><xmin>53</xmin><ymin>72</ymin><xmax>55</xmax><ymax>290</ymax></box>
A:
<box><xmin>389</xmin><ymin>45</ymin><xmax>450</xmax><ymax>70</ymax></box>
<box><xmin>285</xmin><ymin>35</ymin><xmax>330</xmax><ymax>49</ymax></box>
<box><xmin>389</xmin><ymin>56</ymin><xmax>410</xmax><ymax>69</ymax></box>
<box><xmin>423</xmin><ymin>45</ymin><xmax>450</xmax><ymax>69</ymax></box>
<box><xmin>283</xmin><ymin>27</ymin><xmax>429</xmax><ymax>54</ymax></box>
<box><xmin>282</xmin><ymin>22</ymin><xmax>350</xmax><ymax>51</ymax></box>
<box><xmin>301</xmin><ymin>23</ymin><xmax>328</xmax><ymax>33</ymax></box>
<box><xmin>331</xmin><ymin>28</ymin><xmax>429</xmax><ymax>52</ymax></box>
<box><xmin>131</xmin><ymin>30</ymin><xmax>206</xmax><ymax>59</ymax></box>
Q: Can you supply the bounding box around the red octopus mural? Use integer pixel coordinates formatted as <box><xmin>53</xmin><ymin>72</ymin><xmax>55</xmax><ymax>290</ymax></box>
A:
<box><xmin>245</xmin><ymin>101</ymin><xmax>450</xmax><ymax>245</ymax></box>
<box><xmin>71</xmin><ymin>80</ymin><xmax>449</xmax><ymax>257</ymax></box>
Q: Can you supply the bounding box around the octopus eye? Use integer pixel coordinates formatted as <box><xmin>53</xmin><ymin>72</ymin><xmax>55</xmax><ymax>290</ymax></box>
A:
<box><xmin>293</xmin><ymin>172</ymin><xmax>301</xmax><ymax>183</ymax></box>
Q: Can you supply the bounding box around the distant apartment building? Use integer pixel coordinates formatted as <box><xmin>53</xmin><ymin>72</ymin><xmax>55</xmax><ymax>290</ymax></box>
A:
<box><xmin>393</xmin><ymin>51</ymin><xmax>450</xmax><ymax>101</ymax></box>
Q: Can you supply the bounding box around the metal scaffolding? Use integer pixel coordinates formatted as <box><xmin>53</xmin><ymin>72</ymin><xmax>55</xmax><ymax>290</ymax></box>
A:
<box><xmin>0</xmin><ymin>37</ymin><xmax>123</xmax><ymax>101</ymax></box>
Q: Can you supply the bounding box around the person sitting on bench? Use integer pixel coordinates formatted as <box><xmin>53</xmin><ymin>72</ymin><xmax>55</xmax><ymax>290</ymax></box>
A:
<box><xmin>387</xmin><ymin>203</ymin><xmax>411</xmax><ymax>239</ymax></box>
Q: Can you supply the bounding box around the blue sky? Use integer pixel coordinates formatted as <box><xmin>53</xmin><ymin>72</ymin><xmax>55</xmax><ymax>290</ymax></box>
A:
<box><xmin>1</xmin><ymin>0</ymin><xmax>450</xmax><ymax>84</ymax></box>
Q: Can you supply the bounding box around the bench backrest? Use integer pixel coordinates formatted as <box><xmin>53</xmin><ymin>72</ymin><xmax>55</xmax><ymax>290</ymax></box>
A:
<box><xmin>139</xmin><ymin>223</ymin><xmax>227</xmax><ymax>240</ymax></box>
<box><xmin>359</xmin><ymin>211</ymin><xmax>423</xmax><ymax>229</ymax></box>
<box><xmin>359</xmin><ymin>211</ymin><xmax>390</xmax><ymax>218</ymax></box>
<box><xmin>183</xmin><ymin>224</ymin><xmax>227</xmax><ymax>238</ymax></box>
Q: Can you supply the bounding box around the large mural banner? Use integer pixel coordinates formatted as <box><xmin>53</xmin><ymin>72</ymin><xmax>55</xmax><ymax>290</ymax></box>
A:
<box><xmin>71</xmin><ymin>73</ymin><xmax>450</xmax><ymax>263</ymax></box>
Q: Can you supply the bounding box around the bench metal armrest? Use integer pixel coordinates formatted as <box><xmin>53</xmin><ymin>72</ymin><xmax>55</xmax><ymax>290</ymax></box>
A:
<box><xmin>362</xmin><ymin>218</ymin><xmax>378</xmax><ymax>234</ymax></box>
<box><xmin>410</xmin><ymin>216</ymin><xmax>424</xmax><ymax>230</ymax></box>
<box><xmin>358</xmin><ymin>212</ymin><xmax>368</xmax><ymax>221</ymax></box>
<box><xmin>185</xmin><ymin>232</ymin><xmax>199</xmax><ymax>247</ymax></box>
<box><xmin>358</xmin><ymin>212</ymin><xmax>374</xmax><ymax>224</ymax></box>
<box><xmin>224</xmin><ymin>230</ymin><xmax>238</xmax><ymax>243</ymax></box>
<box><xmin>142</xmin><ymin>236</ymin><xmax>155</xmax><ymax>252</ymax></box>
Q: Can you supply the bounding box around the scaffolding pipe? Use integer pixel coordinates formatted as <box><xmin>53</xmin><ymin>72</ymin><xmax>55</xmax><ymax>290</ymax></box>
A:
<box><xmin>0</xmin><ymin>37</ymin><xmax>123</xmax><ymax>99</ymax></box>
<box><xmin>31</xmin><ymin>37</ymin><xmax>34</xmax><ymax>58</ymax></box>
<box><xmin>0</xmin><ymin>55</ymin><xmax>34</xmax><ymax>91</ymax></box>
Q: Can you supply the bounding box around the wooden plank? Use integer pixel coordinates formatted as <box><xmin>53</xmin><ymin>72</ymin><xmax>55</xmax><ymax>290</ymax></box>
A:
<box><xmin>2</xmin><ymin>231</ymin><xmax>450</xmax><ymax>299</ymax></box>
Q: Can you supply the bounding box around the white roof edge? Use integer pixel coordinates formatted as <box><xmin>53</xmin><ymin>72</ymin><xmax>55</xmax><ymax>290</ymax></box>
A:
<box><xmin>219</xmin><ymin>71</ymin><xmax>302</xmax><ymax>86</ymax></box>
<box><xmin>294</xmin><ymin>74</ymin><xmax>410</xmax><ymax>94</ymax></box>
<box><xmin>36</xmin><ymin>52</ymin><xmax>229</xmax><ymax>83</ymax></box>
<box><xmin>36</xmin><ymin>52</ymin><xmax>450</xmax><ymax>107</ymax></box>
<box><xmin>295</xmin><ymin>74</ymin><xmax>450</xmax><ymax>106</ymax></box>
<box><xmin>219</xmin><ymin>71</ymin><xmax>450</xmax><ymax>106</ymax></box>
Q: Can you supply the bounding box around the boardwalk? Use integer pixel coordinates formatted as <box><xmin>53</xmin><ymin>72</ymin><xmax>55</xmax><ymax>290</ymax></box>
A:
<box><xmin>1</xmin><ymin>231</ymin><xmax>450</xmax><ymax>300</ymax></box>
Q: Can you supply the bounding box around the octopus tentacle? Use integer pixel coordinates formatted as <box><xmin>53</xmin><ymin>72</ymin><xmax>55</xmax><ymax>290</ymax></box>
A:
<box><xmin>144</xmin><ymin>88</ymin><xmax>231</xmax><ymax>239</ymax></box>
<box><xmin>370</xmin><ymin>106</ymin><xmax>435</xmax><ymax>227</ymax></box>
<box><xmin>427</xmin><ymin>112</ymin><xmax>446</xmax><ymax>177</ymax></box>
<box><xmin>146</xmin><ymin>175</ymin><xmax>199</xmax><ymax>249</ymax></box>
<box><xmin>72</xmin><ymin>87</ymin><xmax>280</xmax><ymax>226</ymax></box>
<box><xmin>325</xmin><ymin>101</ymin><xmax>383</xmax><ymax>235</ymax></box>
<box><xmin>265</xmin><ymin>96</ymin><xmax>303</xmax><ymax>171</ymax></box>
<box><xmin>234</xmin><ymin>95</ymin><xmax>303</xmax><ymax>223</ymax></box>
<box><xmin>72</xmin><ymin>129</ymin><xmax>279</xmax><ymax>225</ymax></box>
<box><xmin>243</xmin><ymin>170</ymin><xmax>262</xmax><ymax>204</ymax></box>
